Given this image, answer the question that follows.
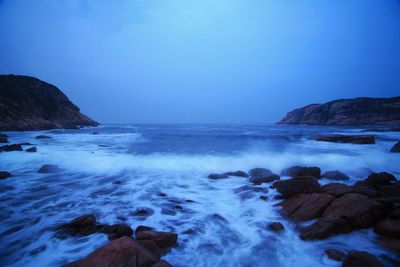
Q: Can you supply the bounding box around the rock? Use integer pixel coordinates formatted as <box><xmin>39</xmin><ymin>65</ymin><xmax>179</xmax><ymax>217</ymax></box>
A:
<box><xmin>0</xmin><ymin>171</ymin><xmax>11</xmax><ymax>180</ymax></box>
<box><xmin>102</xmin><ymin>224</ymin><xmax>134</xmax><ymax>240</ymax></box>
<box><xmin>38</xmin><ymin>164</ymin><xmax>60</xmax><ymax>173</ymax></box>
<box><xmin>137</xmin><ymin>240</ymin><xmax>162</xmax><ymax>258</ymax></box>
<box><xmin>224</xmin><ymin>171</ymin><xmax>248</xmax><ymax>177</ymax></box>
<box><xmin>300</xmin><ymin>193</ymin><xmax>386</xmax><ymax>240</ymax></box>
<box><xmin>65</xmin><ymin>236</ymin><xmax>160</xmax><ymax>267</ymax></box>
<box><xmin>280</xmin><ymin>193</ymin><xmax>335</xmax><ymax>221</ymax></box>
<box><xmin>135</xmin><ymin>230</ymin><xmax>178</xmax><ymax>250</ymax></box>
<box><xmin>0</xmin><ymin>134</ymin><xmax>8</xmax><ymax>143</ymax></box>
<box><xmin>390</xmin><ymin>141</ymin><xmax>400</xmax><ymax>153</ymax></box>
<box><xmin>35</xmin><ymin>135</ymin><xmax>52</xmax><ymax>139</ymax></box>
<box><xmin>280</xmin><ymin>166</ymin><xmax>321</xmax><ymax>178</ymax></box>
<box><xmin>268</xmin><ymin>222</ymin><xmax>284</xmax><ymax>232</ymax></box>
<box><xmin>26</xmin><ymin>146</ymin><xmax>37</xmax><ymax>152</ymax></box>
<box><xmin>0</xmin><ymin>75</ymin><xmax>99</xmax><ymax>131</ymax></box>
<box><xmin>377</xmin><ymin>183</ymin><xmax>400</xmax><ymax>198</ymax></box>
<box><xmin>135</xmin><ymin>226</ymin><xmax>153</xmax><ymax>236</ymax></box>
<box><xmin>325</xmin><ymin>249</ymin><xmax>346</xmax><ymax>261</ymax></box>
<box><xmin>151</xmin><ymin>260</ymin><xmax>173</xmax><ymax>267</ymax></box>
<box><xmin>359</xmin><ymin>172</ymin><xmax>397</xmax><ymax>189</ymax></box>
<box><xmin>362</xmin><ymin>128</ymin><xmax>400</xmax><ymax>132</ymax></box>
<box><xmin>273</xmin><ymin>176</ymin><xmax>321</xmax><ymax>198</ymax></box>
<box><xmin>62</xmin><ymin>214</ymin><xmax>98</xmax><ymax>236</ymax></box>
<box><xmin>0</xmin><ymin>144</ymin><xmax>23</xmax><ymax>152</ymax></box>
<box><xmin>374</xmin><ymin>219</ymin><xmax>400</xmax><ymax>239</ymax></box>
<box><xmin>342</xmin><ymin>251</ymin><xmax>384</xmax><ymax>267</ymax></box>
<box><xmin>321</xmin><ymin>170</ymin><xmax>349</xmax><ymax>180</ymax></box>
<box><xmin>248</xmin><ymin>168</ymin><xmax>280</xmax><ymax>184</ymax></box>
<box><xmin>208</xmin><ymin>173</ymin><xmax>229</xmax><ymax>180</ymax></box>
<box><xmin>312</xmin><ymin>134</ymin><xmax>375</xmax><ymax>144</ymax></box>
<box><xmin>260</xmin><ymin>195</ymin><xmax>268</xmax><ymax>201</ymax></box>
<box><xmin>321</xmin><ymin>183</ymin><xmax>354</xmax><ymax>197</ymax></box>
<box><xmin>277</xmin><ymin>96</ymin><xmax>400</xmax><ymax>125</ymax></box>
<box><xmin>132</xmin><ymin>208</ymin><xmax>155</xmax><ymax>218</ymax></box>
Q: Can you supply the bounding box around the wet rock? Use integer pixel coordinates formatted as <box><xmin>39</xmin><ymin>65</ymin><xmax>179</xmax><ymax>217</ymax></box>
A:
<box><xmin>102</xmin><ymin>224</ymin><xmax>134</xmax><ymax>240</ymax></box>
<box><xmin>29</xmin><ymin>245</ymin><xmax>47</xmax><ymax>256</ymax></box>
<box><xmin>357</xmin><ymin>172</ymin><xmax>397</xmax><ymax>189</ymax></box>
<box><xmin>65</xmin><ymin>236</ymin><xmax>160</xmax><ymax>267</ymax></box>
<box><xmin>157</xmin><ymin>192</ymin><xmax>167</xmax><ymax>197</ymax></box>
<box><xmin>374</xmin><ymin>219</ymin><xmax>400</xmax><ymax>239</ymax></box>
<box><xmin>280</xmin><ymin>193</ymin><xmax>335</xmax><ymax>221</ymax></box>
<box><xmin>62</xmin><ymin>214</ymin><xmax>98</xmax><ymax>236</ymax></box>
<box><xmin>300</xmin><ymin>193</ymin><xmax>386</xmax><ymax>240</ymax></box>
<box><xmin>0</xmin><ymin>144</ymin><xmax>23</xmax><ymax>152</ymax></box>
<box><xmin>35</xmin><ymin>135</ymin><xmax>52</xmax><ymax>139</ymax></box>
<box><xmin>390</xmin><ymin>141</ymin><xmax>400</xmax><ymax>153</ymax></box>
<box><xmin>260</xmin><ymin>195</ymin><xmax>268</xmax><ymax>201</ymax></box>
<box><xmin>321</xmin><ymin>170</ymin><xmax>349</xmax><ymax>180</ymax></box>
<box><xmin>26</xmin><ymin>146</ymin><xmax>37</xmax><ymax>152</ymax></box>
<box><xmin>268</xmin><ymin>222</ymin><xmax>284</xmax><ymax>232</ymax></box>
<box><xmin>38</xmin><ymin>164</ymin><xmax>60</xmax><ymax>173</ymax></box>
<box><xmin>249</xmin><ymin>168</ymin><xmax>280</xmax><ymax>184</ymax></box>
<box><xmin>208</xmin><ymin>173</ymin><xmax>229</xmax><ymax>180</ymax></box>
<box><xmin>352</xmin><ymin>185</ymin><xmax>377</xmax><ymax>198</ymax></box>
<box><xmin>325</xmin><ymin>249</ymin><xmax>346</xmax><ymax>261</ymax></box>
<box><xmin>274</xmin><ymin>176</ymin><xmax>321</xmax><ymax>198</ymax></box>
<box><xmin>151</xmin><ymin>260</ymin><xmax>173</xmax><ymax>267</ymax></box>
<box><xmin>136</xmin><ymin>230</ymin><xmax>178</xmax><ymax>250</ymax></box>
<box><xmin>342</xmin><ymin>251</ymin><xmax>383</xmax><ymax>267</ymax></box>
<box><xmin>233</xmin><ymin>185</ymin><xmax>267</xmax><ymax>194</ymax></box>
<box><xmin>312</xmin><ymin>134</ymin><xmax>375</xmax><ymax>144</ymax></box>
<box><xmin>0</xmin><ymin>171</ymin><xmax>11</xmax><ymax>180</ymax></box>
<box><xmin>135</xmin><ymin>225</ymin><xmax>153</xmax><ymax>236</ymax></box>
<box><xmin>280</xmin><ymin>166</ymin><xmax>321</xmax><ymax>178</ymax></box>
<box><xmin>322</xmin><ymin>183</ymin><xmax>353</xmax><ymax>197</ymax></box>
<box><xmin>224</xmin><ymin>170</ymin><xmax>248</xmax><ymax>177</ymax></box>
<box><xmin>132</xmin><ymin>208</ymin><xmax>155</xmax><ymax>218</ymax></box>
<box><xmin>388</xmin><ymin>208</ymin><xmax>400</xmax><ymax>219</ymax></box>
<box><xmin>377</xmin><ymin>182</ymin><xmax>400</xmax><ymax>198</ymax></box>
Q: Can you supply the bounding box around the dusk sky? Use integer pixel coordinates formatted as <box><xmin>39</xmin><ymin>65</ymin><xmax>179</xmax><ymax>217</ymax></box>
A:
<box><xmin>1</xmin><ymin>0</ymin><xmax>400</xmax><ymax>123</ymax></box>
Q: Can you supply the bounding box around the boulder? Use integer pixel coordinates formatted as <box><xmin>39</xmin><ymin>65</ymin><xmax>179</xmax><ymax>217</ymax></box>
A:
<box><xmin>151</xmin><ymin>261</ymin><xmax>173</xmax><ymax>267</ymax></box>
<box><xmin>26</xmin><ymin>146</ymin><xmax>37</xmax><ymax>152</ymax></box>
<box><xmin>132</xmin><ymin>208</ymin><xmax>155</xmax><ymax>218</ymax></box>
<box><xmin>359</xmin><ymin>172</ymin><xmax>397</xmax><ymax>189</ymax></box>
<box><xmin>224</xmin><ymin>171</ymin><xmax>248</xmax><ymax>177</ymax></box>
<box><xmin>65</xmin><ymin>236</ymin><xmax>160</xmax><ymax>267</ymax></box>
<box><xmin>342</xmin><ymin>251</ymin><xmax>383</xmax><ymax>267</ymax></box>
<box><xmin>374</xmin><ymin>219</ymin><xmax>400</xmax><ymax>239</ymax></box>
<box><xmin>312</xmin><ymin>134</ymin><xmax>375</xmax><ymax>144</ymax></box>
<box><xmin>280</xmin><ymin>166</ymin><xmax>321</xmax><ymax>178</ymax></box>
<box><xmin>62</xmin><ymin>214</ymin><xmax>98</xmax><ymax>236</ymax></box>
<box><xmin>390</xmin><ymin>141</ymin><xmax>400</xmax><ymax>153</ymax></box>
<box><xmin>35</xmin><ymin>135</ymin><xmax>52</xmax><ymax>139</ymax></box>
<box><xmin>321</xmin><ymin>170</ymin><xmax>349</xmax><ymax>180</ymax></box>
<box><xmin>208</xmin><ymin>173</ymin><xmax>229</xmax><ymax>180</ymax></box>
<box><xmin>377</xmin><ymin>182</ymin><xmax>400</xmax><ymax>198</ymax></box>
<box><xmin>102</xmin><ymin>224</ymin><xmax>134</xmax><ymax>240</ymax></box>
<box><xmin>321</xmin><ymin>183</ymin><xmax>354</xmax><ymax>197</ymax></box>
<box><xmin>248</xmin><ymin>168</ymin><xmax>280</xmax><ymax>184</ymax></box>
<box><xmin>135</xmin><ymin>226</ymin><xmax>153</xmax><ymax>236</ymax></box>
<box><xmin>273</xmin><ymin>176</ymin><xmax>321</xmax><ymax>198</ymax></box>
<box><xmin>135</xmin><ymin>230</ymin><xmax>178</xmax><ymax>250</ymax></box>
<box><xmin>0</xmin><ymin>171</ymin><xmax>11</xmax><ymax>180</ymax></box>
<box><xmin>300</xmin><ymin>194</ymin><xmax>386</xmax><ymax>240</ymax></box>
<box><xmin>280</xmin><ymin>193</ymin><xmax>335</xmax><ymax>221</ymax></box>
<box><xmin>352</xmin><ymin>185</ymin><xmax>377</xmax><ymax>198</ymax></box>
<box><xmin>0</xmin><ymin>144</ymin><xmax>23</xmax><ymax>152</ymax></box>
<box><xmin>268</xmin><ymin>222</ymin><xmax>284</xmax><ymax>232</ymax></box>
<box><xmin>38</xmin><ymin>164</ymin><xmax>60</xmax><ymax>173</ymax></box>
<box><xmin>325</xmin><ymin>249</ymin><xmax>346</xmax><ymax>262</ymax></box>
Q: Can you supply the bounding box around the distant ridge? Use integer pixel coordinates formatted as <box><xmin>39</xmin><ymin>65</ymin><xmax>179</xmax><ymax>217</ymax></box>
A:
<box><xmin>278</xmin><ymin>96</ymin><xmax>400</xmax><ymax>125</ymax></box>
<box><xmin>0</xmin><ymin>74</ymin><xmax>99</xmax><ymax>131</ymax></box>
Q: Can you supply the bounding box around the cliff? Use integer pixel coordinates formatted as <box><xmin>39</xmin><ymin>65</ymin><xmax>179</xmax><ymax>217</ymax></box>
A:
<box><xmin>278</xmin><ymin>97</ymin><xmax>400</xmax><ymax>125</ymax></box>
<box><xmin>0</xmin><ymin>75</ymin><xmax>99</xmax><ymax>131</ymax></box>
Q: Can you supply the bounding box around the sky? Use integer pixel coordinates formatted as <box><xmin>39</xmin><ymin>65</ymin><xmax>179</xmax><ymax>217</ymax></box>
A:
<box><xmin>1</xmin><ymin>0</ymin><xmax>400</xmax><ymax>123</ymax></box>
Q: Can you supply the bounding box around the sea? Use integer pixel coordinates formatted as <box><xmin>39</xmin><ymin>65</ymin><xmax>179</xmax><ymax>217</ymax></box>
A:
<box><xmin>0</xmin><ymin>124</ymin><xmax>399</xmax><ymax>267</ymax></box>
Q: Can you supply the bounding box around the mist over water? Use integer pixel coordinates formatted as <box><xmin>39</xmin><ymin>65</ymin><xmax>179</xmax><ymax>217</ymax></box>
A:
<box><xmin>0</xmin><ymin>124</ymin><xmax>399</xmax><ymax>266</ymax></box>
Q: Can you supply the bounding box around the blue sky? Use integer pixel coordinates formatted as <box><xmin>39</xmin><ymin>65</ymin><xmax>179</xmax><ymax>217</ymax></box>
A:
<box><xmin>1</xmin><ymin>0</ymin><xmax>400</xmax><ymax>123</ymax></box>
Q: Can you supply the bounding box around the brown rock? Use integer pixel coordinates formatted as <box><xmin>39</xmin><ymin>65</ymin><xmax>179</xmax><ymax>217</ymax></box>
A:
<box><xmin>151</xmin><ymin>261</ymin><xmax>173</xmax><ymax>267</ymax></box>
<box><xmin>65</xmin><ymin>236</ymin><xmax>160</xmax><ymax>267</ymax></box>
<box><xmin>249</xmin><ymin>168</ymin><xmax>280</xmax><ymax>184</ymax></box>
<box><xmin>377</xmin><ymin>183</ymin><xmax>400</xmax><ymax>198</ymax></box>
<box><xmin>63</xmin><ymin>214</ymin><xmax>98</xmax><ymax>236</ymax></box>
<box><xmin>268</xmin><ymin>222</ymin><xmax>284</xmax><ymax>232</ymax></box>
<box><xmin>208</xmin><ymin>173</ymin><xmax>229</xmax><ymax>180</ymax></box>
<box><xmin>359</xmin><ymin>172</ymin><xmax>397</xmax><ymax>189</ymax></box>
<box><xmin>312</xmin><ymin>134</ymin><xmax>375</xmax><ymax>144</ymax></box>
<box><xmin>280</xmin><ymin>166</ymin><xmax>321</xmax><ymax>178</ymax></box>
<box><xmin>136</xmin><ymin>230</ymin><xmax>178</xmax><ymax>250</ymax></box>
<box><xmin>301</xmin><ymin>193</ymin><xmax>386</xmax><ymax>240</ymax></box>
<box><xmin>322</xmin><ymin>183</ymin><xmax>353</xmax><ymax>197</ymax></box>
<box><xmin>342</xmin><ymin>251</ymin><xmax>383</xmax><ymax>267</ymax></box>
<box><xmin>102</xmin><ymin>224</ymin><xmax>134</xmax><ymax>240</ymax></box>
<box><xmin>325</xmin><ymin>249</ymin><xmax>346</xmax><ymax>261</ymax></box>
<box><xmin>274</xmin><ymin>176</ymin><xmax>321</xmax><ymax>198</ymax></box>
<box><xmin>135</xmin><ymin>226</ymin><xmax>153</xmax><ymax>236</ymax></box>
<box><xmin>280</xmin><ymin>193</ymin><xmax>335</xmax><ymax>221</ymax></box>
<box><xmin>374</xmin><ymin>219</ymin><xmax>400</xmax><ymax>239</ymax></box>
<box><xmin>224</xmin><ymin>171</ymin><xmax>248</xmax><ymax>177</ymax></box>
<box><xmin>321</xmin><ymin>170</ymin><xmax>349</xmax><ymax>180</ymax></box>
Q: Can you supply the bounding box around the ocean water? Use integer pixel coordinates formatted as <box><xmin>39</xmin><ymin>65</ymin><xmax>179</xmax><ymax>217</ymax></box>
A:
<box><xmin>0</xmin><ymin>124</ymin><xmax>399</xmax><ymax>267</ymax></box>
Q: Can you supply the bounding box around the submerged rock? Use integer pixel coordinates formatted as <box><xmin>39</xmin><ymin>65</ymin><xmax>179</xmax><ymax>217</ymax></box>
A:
<box><xmin>280</xmin><ymin>166</ymin><xmax>321</xmax><ymax>178</ymax></box>
<box><xmin>312</xmin><ymin>134</ymin><xmax>375</xmax><ymax>144</ymax></box>
<box><xmin>65</xmin><ymin>236</ymin><xmax>160</xmax><ymax>267</ymax></box>
<box><xmin>62</xmin><ymin>214</ymin><xmax>99</xmax><ymax>236</ymax></box>
<box><xmin>208</xmin><ymin>173</ymin><xmax>229</xmax><ymax>180</ymax></box>
<box><xmin>224</xmin><ymin>170</ymin><xmax>248</xmax><ymax>177</ymax></box>
<box><xmin>321</xmin><ymin>170</ymin><xmax>349</xmax><ymax>180</ymax></box>
<box><xmin>390</xmin><ymin>141</ymin><xmax>400</xmax><ymax>153</ymax></box>
<box><xmin>26</xmin><ymin>146</ymin><xmax>37</xmax><ymax>152</ymax></box>
<box><xmin>0</xmin><ymin>144</ymin><xmax>23</xmax><ymax>152</ymax></box>
<box><xmin>102</xmin><ymin>224</ymin><xmax>134</xmax><ymax>240</ymax></box>
<box><xmin>35</xmin><ymin>135</ymin><xmax>52</xmax><ymax>139</ymax></box>
<box><xmin>268</xmin><ymin>222</ymin><xmax>284</xmax><ymax>232</ymax></box>
<box><xmin>249</xmin><ymin>168</ymin><xmax>280</xmax><ymax>184</ymax></box>
<box><xmin>342</xmin><ymin>251</ymin><xmax>383</xmax><ymax>267</ymax></box>
<box><xmin>0</xmin><ymin>171</ymin><xmax>11</xmax><ymax>180</ymax></box>
<box><xmin>38</xmin><ymin>164</ymin><xmax>60</xmax><ymax>173</ymax></box>
<box><xmin>274</xmin><ymin>176</ymin><xmax>321</xmax><ymax>198</ymax></box>
<box><xmin>325</xmin><ymin>249</ymin><xmax>346</xmax><ymax>262</ymax></box>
